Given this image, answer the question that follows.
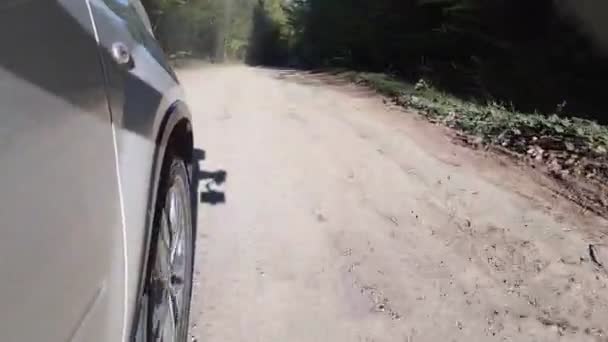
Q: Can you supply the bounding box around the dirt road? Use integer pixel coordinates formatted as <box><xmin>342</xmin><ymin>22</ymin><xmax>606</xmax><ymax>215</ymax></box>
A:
<box><xmin>180</xmin><ymin>65</ymin><xmax>608</xmax><ymax>342</ymax></box>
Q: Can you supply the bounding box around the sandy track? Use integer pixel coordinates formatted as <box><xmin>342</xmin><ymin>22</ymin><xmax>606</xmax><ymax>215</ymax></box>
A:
<box><xmin>180</xmin><ymin>65</ymin><xmax>608</xmax><ymax>342</ymax></box>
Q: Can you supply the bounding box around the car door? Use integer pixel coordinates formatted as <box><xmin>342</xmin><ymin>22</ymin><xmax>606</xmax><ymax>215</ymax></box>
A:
<box><xmin>86</xmin><ymin>2</ymin><xmax>186</xmax><ymax>336</ymax></box>
<box><xmin>87</xmin><ymin>0</ymin><xmax>179</xmax><ymax>139</ymax></box>
<box><xmin>0</xmin><ymin>1</ymin><xmax>125</xmax><ymax>341</ymax></box>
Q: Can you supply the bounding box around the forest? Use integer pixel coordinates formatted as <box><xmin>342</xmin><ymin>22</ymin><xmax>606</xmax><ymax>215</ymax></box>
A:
<box><xmin>140</xmin><ymin>0</ymin><xmax>608</xmax><ymax>123</ymax></box>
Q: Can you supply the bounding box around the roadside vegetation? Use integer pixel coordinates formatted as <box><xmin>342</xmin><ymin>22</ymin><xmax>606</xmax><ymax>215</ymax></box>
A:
<box><xmin>346</xmin><ymin>71</ymin><xmax>608</xmax><ymax>215</ymax></box>
<box><xmin>140</xmin><ymin>0</ymin><xmax>286</xmax><ymax>61</ymax></box>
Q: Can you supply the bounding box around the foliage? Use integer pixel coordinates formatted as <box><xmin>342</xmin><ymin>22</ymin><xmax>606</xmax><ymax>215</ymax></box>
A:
<box><xmin>345</xmin><ymin>71</ymin><xmax>608</xmax><ymax>186</ymax></box>
<box><xmin>283</xmin><ymin>0</ymin><xmax>608</xmax><ymax>124</ymax></box>
<box><xmin>141</xmin><ymin>0</ymin><xmax>287</xmax><ymax>62</ymax></box>
<box><xmin>246</xmin><ymin>0</ymin><xmax>289</xmax><ymax>65</ymax></box>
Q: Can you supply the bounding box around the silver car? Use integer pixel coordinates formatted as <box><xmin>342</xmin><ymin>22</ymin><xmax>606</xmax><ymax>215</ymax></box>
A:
<box><xmin>0</xmin><ymin>1</ymin><xmax>195</xmax><ymax>341</ymax></box>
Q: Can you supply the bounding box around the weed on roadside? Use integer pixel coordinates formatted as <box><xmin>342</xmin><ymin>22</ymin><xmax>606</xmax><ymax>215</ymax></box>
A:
<box><xmin>344</xmin><ymin>71</ymin><xmax>608</xmax><ymax>215</ymax></box>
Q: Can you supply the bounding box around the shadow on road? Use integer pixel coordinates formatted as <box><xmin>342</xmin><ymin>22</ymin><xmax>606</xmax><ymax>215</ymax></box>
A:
<box><xmin>273</xmin><ymin>69</ymin><xmax>379</xmax><ymax>99</ymax></box>
<box><xmin>192</xmin><ymin>148</ymin><xmax>227</xmax><ymax>206</ymax></box>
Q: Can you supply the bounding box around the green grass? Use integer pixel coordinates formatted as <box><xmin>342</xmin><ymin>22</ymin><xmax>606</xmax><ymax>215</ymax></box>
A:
<box><xmin>348</xmin><ymin>72</ymin><xmax>415</xmax><ymax>97</ymax></box>
<box><xmin>343</xmin><ymin>71</ymin><xmax>608</xmax><ymax>158</ymax></box>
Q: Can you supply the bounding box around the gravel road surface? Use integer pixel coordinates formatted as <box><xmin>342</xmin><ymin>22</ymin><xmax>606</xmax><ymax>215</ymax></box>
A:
<box><xmin>180</xmin><ymin>65</ymin><xmax>608</xmax><ymax>342</ymax></box>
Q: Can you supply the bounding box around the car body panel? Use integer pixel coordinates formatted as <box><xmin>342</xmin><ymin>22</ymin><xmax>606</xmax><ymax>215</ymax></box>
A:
<box><xmin>0</xmin><ymin>1</ymin><xmax>125</xmax><ymax>341</ymax></box>
<box><xmin>88</xmin><ymin>0</ymin><xmax>192</xmax><ymax>337</ymax></box>
<box><xmin>0</xmin><ymin>0</ymin><xmax>192</xmax><ymax>340</ymax></box>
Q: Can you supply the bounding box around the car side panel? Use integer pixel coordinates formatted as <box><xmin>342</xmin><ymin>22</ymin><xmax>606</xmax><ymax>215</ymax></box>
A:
<box><xmin>87</xmin><ymin>0</ymin><xmax>191</xmax><ymax>335</ymax></box>
<box><xmin>0</xmin><ymin>1</ymin><xmax>125</xmax><ymax>341</ymax></box>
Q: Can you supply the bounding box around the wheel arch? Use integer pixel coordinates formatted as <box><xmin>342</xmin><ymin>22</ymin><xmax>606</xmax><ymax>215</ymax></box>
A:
<box><xmin>130</xmin><ymin>100</ymin><xmax>193</xmax><ymax>341</ymax></box>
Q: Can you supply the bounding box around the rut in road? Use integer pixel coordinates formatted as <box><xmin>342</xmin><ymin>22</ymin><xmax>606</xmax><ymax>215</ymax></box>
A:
<box><xmin>180</xmin><ymin>65</ymin><xmax>608</xmax><ymax>342</ymax></box>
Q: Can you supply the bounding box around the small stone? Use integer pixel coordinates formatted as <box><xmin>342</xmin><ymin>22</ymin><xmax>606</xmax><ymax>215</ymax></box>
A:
<box><xmin>560</xmin><ymin>256</ymin><xmax>579</xmax><ymax>265</ymax></box>
<box><xmin>595</xmin><ymin>145</ymin><xmax>607</xmax><ymax>154</ymax></box>
<box><xmin>470</xmin><ymin>136</ymin><xmax>484</xmax><ymax>146</ymax></box>
<box><xmin>565</xmin><ymin>141</ymin><xmax>576</xmax><ymax>152</ymax></box>
<box><xmin>589</xmin><ymin>244</ymin><xmax>608</xmax><ymax>268</ymax></box>
<box><xmin>548</xmin><ymin>159</ymin><xmax>562</xmax><ymax>172</ymax></box>
<box><xmin>389</xmin><ymin>216</ymin><xmax>399</xmax><ymax>226</ymax></box>
<box><xmin>316</xmin><ymin>213</ymin><xmax>327</xmax><ymax>222</ymax></box>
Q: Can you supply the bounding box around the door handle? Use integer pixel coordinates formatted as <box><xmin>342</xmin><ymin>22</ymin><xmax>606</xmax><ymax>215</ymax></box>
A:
<box><xmin>110</xmin><ymin>42</ymin><xmax>132</xmax><ymax>68</ymax></box>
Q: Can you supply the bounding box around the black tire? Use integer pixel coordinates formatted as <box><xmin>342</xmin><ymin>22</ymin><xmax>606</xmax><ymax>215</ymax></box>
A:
<box><xmin>146</xmin><ymin>156</ymin><xmax>195</xmax><ymax>341</ymax></box>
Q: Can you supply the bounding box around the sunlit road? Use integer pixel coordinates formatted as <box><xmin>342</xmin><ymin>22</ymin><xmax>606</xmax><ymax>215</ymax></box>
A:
<box><xmin>179</xmin><ymin>64</ymin><xmax>608</xmax><ymax>342</ymax></box>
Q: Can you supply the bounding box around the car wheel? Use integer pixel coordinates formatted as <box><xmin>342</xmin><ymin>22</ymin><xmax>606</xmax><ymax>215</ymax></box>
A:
<box><xmin>147</xmin><ymin>156</ymin><xmax>194</xmax><ymax>341</ymax></box>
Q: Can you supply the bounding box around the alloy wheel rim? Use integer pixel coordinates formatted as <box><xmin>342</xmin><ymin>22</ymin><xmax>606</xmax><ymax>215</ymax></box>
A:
<box><xmin>151</xmin><ymin>177</ymin><xmax>190</xmax><ymax>341</ymax></box>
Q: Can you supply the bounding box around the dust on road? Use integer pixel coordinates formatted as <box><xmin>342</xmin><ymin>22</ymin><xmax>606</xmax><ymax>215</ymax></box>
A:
<box><xmin>180</xmin><ymin>65</ymin><xmax>608</xmax><ymax>342</ymax></box>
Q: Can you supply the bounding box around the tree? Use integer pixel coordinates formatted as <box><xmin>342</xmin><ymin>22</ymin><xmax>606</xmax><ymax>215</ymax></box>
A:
<box><xmin>283</xmin><ymin>0</ymin><xmax>608</xmax><ymax>121</ymax></box>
